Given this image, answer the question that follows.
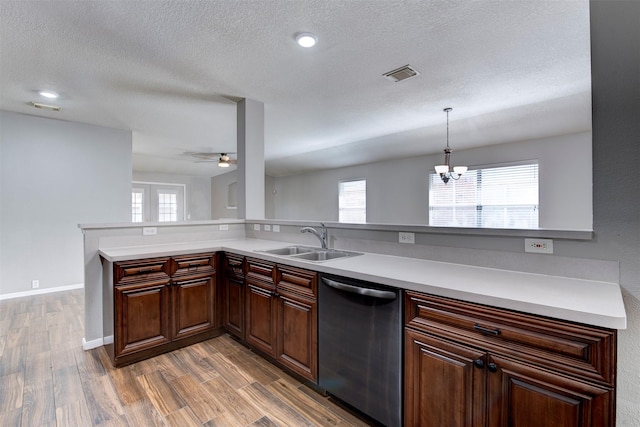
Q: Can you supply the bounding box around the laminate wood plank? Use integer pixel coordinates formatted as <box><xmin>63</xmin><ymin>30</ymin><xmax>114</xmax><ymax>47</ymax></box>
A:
<box><xmin>154</xmin><ymin>352</ymin><xmax>190</xmax><ymax>382</ymax></box>
<box><xmin>170</xmin><ymin>374</ymin><xmax>223</xmax><ymax>423</ymax></box>
<box><xmin>0</xmin><ymin>345</ymin><xmax>26</xmax><ymax>376</ymax></box>
<box><xmin>75</xmin><ymin>342</ymin><xmax>107</xmax><ymax>382</ymax></box>
<box><xmin>200</xmin><ymin>376</ymin><xmax>263</xmax><ymax>425</ymax></box>
<box><xmin>0</xmin><ymin>335</ymin><xmax>5</xmax><ymax>358</ymax></box>
<box><xmin>0</xmin><ymin>372</ymin><xmax>24</xmax><ymax>413</ymax></box>
<box><xmin>0</xmin><ymin>408</ymin><xmax>21</xmax><ymax>427</ymax></box>
<box><xmin>50</xmin><ymin>346</ymin><xmax>77</xmax><ymax>370</ymax></box>
<box><xmin>171</xmin><ymin>347</ymin><xmax>219</xmax><ymax>383</ymax></box>
<box><xmin>164</xmin><ymin>406</ymin><xmax>202</xmax><ymax>427</ymax></box>
<box><xmin>123</xmin><ymin>401</ymin><xmax>167</xmax><ymax>427</ymax></box>
<box><xmin>226</xmin><ymin>351</ymin><xmax>280</xmax><ymax>386</ymax></box>
<box><xmin>206</xmin><ymin>352</ymin><xmax>254</xmax><ymax>389</ymax></box>
<box><xmin>265</xmin><ymin>379</ymin><xmax>344</xmax><ymax>426</ymax></box>
<box><xmin>248</xmin><ymin>352</ymin><xmax>301</xmax><ymax>388</ymax></box>
<box><xmin>82</xmin><ymin>374</ymin><xmax>126</xmax><ymax>425</ymax></box>
<box><xmin>200</xmin><ymin>334</ymin><xmax>246</xmax><ymax>357</ymax></box>
<box><xmin>21</xmin><ymin>380</ymin><xmax>56</xmax><ymax>427</ymax></box>
<box><xmin>27</xmin><ymin>330</ymin><xmax>51</xmax><ymax>356</ymax></box>
<box><xmin>249</xmin><ymin>415</ymin><xmax>280</xmax><ymax>427</ymax></box>
<box><xmin>237</xmin><ymin>381</ymin><xmax>314</xmax><ymax>427</ymax></box>
<box><xmin>202</xmin><ymin>410</ymin><xmax>247</xmax><ymax>427</ymax></box>
<box><xmin>52</xmin><ymin>365</ymin><xmax>85</xmax><ymax>409</ymax></box>
<box><xmin>8</xmin><ymin>312</ymin><xmax>28</xmax><ymax>330</ymax></box>
<box><xmin>298</xmin><ymin>387</ymin><xmax>373</xmax><ymax>427</ymax></box>
<box><xmin>137</xmin><ymin>370</ymin><xmax>186</xmax><ymax>416</ymax></box>
<box><xmin>6</xmin><ymin>325</ymin><xmax>29</xmax><ymax>349</ymax></box>
<box><xmin>55</xmin><ymin>399</ymin><xmax>92</xmax><ymax>427</ymax></box>
<box><xmin>108</xmin><ymin>364</ymin><xmax>146</xmax><ymax>406</ymax></box>
<box><xmin>24</xmin><ymin>350</ymin><xmax>52</xmax><ymax>386</ymax></box>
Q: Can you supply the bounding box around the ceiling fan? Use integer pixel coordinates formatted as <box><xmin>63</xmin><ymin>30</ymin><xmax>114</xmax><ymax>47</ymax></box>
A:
<box><xmin>185</xmin><ymin>152</ymin><xmax>237</xmax><ymax>168</ymax></box>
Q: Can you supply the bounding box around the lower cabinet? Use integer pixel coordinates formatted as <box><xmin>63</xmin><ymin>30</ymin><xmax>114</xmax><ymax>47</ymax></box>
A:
<box><xmin>404</xmin><ymin>291</ymin><xmax>616</xmax><ymax>427</ymax></box>
<box><xmin>112</xmin><ymin>253</ymin><xmax>220</xmax><ymax>366</ymax></box>
<box><xmin>223</xmin><ymin>253</ymin><xmax>246</xmax><ymax>339</ymax></box>
<box><xmin>242</xmin><ymin>257</ymin><xmax>318</xmax><ymax>382</ymax></box>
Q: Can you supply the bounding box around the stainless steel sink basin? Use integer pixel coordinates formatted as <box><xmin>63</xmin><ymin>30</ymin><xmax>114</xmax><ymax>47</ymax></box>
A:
<box><xmin>259</xmin><ymin>246</ymin><xmax>316</xmax><ymax>255</ymax></box>
<box><xmin>257</xmin><ymin>246</ymin><xmax>362</xmax><ymax>262</ymax></box>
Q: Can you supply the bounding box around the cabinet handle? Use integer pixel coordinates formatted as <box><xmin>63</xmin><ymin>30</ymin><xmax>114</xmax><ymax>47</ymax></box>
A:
<box><xmin>487</xmin><ymin>363</ymin><xmax>498</xmax><ymax>373</ymax></box>
<box><xmin>474</xmin><ymin>324</ymin><xmax>501</xmax><ymax>336</ymax></box>
<box><xmin>473</xmin><ymin>359</ymin><xmax>485</xmax><ymax>369</ymax></box>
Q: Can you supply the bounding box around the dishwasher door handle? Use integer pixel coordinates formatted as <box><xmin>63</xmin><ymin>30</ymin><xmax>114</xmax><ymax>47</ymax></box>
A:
<box><xmin>322</xmin><ymin>278</ymin><xmax>397</xmax><ymax>300</ymax></box>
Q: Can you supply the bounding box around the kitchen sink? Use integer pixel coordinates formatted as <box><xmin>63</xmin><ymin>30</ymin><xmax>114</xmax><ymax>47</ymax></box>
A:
<box><xmin>291</xmin><ymin>250</ymin><xmax>360</xmax><ymax>261</ymax></box>
<box><xmin>257</xmin><ymin>246</ymin><xmax>362</xmax><ymax>262</ymax></box>
<box><xmin>259</xmin><ymin>245</ymin><xmax>316</xmax><ymax>255</ymax></box>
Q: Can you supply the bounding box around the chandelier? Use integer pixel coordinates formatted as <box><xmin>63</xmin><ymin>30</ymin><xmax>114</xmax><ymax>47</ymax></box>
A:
<box><xmin>434</xmin><ymin>107</ymin><xmax>467</xmax><ymax>184</ymax></box>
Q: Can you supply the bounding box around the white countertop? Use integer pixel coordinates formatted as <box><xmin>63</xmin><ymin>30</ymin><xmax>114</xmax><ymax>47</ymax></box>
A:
<box><xmin>99</xmin><ymin>238</ymin><xmax>627</xmax><ymax>330</ymax></box>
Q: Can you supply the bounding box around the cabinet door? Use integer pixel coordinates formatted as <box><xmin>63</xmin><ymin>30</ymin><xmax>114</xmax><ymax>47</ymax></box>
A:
<box><xmin>224</xmin><ymin>276</ymin><xmax>245</xmax><ymax>339</ymax></box>
<box><xmin>172</xmin><ymin>275</ymin><xmax>215</xmax><ymax>341</ymax></box>
<box><xmin>277</xmin><ymin>292</ymin><xmax>317</xmax><ymax>381</ymax></box>
<box><xmin>115</xmin><ymin>280</ymin><xmax>171</xmax><ymax>357</ymax></box>
<box><xmin>245</xmin><ymin>283</ymin><xmax>278</xmax><ymax>357</ymax></box>
<box><xmin>405</xmin><ymin>328</ymin><xmax>486</xmax><ymax>427</ymax></box>
<box><xmin>487</xmin><ymin>354</ymin><xmax>614</xmax><ymax>427</ymax></box>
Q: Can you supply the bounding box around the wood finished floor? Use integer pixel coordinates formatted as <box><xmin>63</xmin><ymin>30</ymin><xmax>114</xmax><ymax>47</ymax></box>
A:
<box><xmin>0</xmin><ymin>289</ymin><xmax>374</xmax><ymax>427</ymax></box>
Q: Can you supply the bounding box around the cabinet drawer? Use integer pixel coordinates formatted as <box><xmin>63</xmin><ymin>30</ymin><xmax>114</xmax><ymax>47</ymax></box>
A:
<box><xmin>246</xmin><ymin>257</ymin><xmax>276</xmax><ymax>284</ymax></box>
<box><xmin>114</xmin><ymin>257</ymin><xmax>171</xmax><ymax>284</ymax></box>
<box><xmin>224</xmin><ymin>253</ymin><xmax>245</xmax><ymax>278</ymax></box>
<box><xmin>405</xmin><ymin>291</ymin><xmax>616</xmax><ymax>386</ymax></box>
<box><xmin>277</xmin><ymin>265</ymin><xmax>317</xmax><ymax>300</ymax></box>
<box><xmin>172</xmin><ymin>252</ymin><xmax>216</xmax><ymax>278</ymax></box>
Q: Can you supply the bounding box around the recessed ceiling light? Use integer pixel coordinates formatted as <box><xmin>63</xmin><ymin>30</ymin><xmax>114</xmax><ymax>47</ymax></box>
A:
<box><xmin>295</xmin><ymin>32</ymin><xmax>318</xmax><ymax>48</ymax></box>
<box><xmin>39</xmin><ymin>90</ymin><xmax>59</xmax><ymax>99</ymax></box>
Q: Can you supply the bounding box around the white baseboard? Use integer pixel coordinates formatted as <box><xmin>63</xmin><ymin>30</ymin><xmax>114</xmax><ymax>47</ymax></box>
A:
<box><xmin>82</xmin><ymin>336</ymin><xmax>104</xmax><ymax>350</ymax></box>
<box><xmin>0</xmin><ymin>283</ymin><xmax>84</xmax><ymax>301</ymax></box>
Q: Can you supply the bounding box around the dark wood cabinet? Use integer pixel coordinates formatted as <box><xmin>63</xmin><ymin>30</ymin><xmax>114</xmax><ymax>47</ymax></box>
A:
<box><xmin>112</xmin><ymin>253</ymin><xmax>220</xmax><ymax>366</ymax></box>
<box><xmin>222</xmin><ymin>253</ymin><xmax>246</xmax><ymax>339</ymax></box>
<box><xmin>242</xmin><ymin>258</ymin><xmax>318</xmax><ymax>382</ymax></box>
<box><xmin>276</xmin><ymin>265</ymin><xmax>317</xmax><ymax>381</ymax></box>
<box><xmin>404</xmin><ymin>291</ymin><xmax>616</xmax><ymax>427</ymax></box>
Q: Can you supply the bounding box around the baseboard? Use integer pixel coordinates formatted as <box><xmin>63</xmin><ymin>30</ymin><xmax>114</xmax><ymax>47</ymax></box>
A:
<box><xmin>82</xmin><ymin>336</ymin><xmax>104</xmax><ymax>350</ymax></box>
<box><xmin>0</xmin><ymin>283</ymin><xmax>84</xmax><ymax>301</ymax></box>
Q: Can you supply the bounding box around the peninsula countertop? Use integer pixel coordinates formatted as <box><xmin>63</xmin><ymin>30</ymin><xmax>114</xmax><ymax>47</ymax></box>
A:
<box><xmin>99</xmin><ymin>238</ymin><xmax>627</xmax><ymax>330</ymax></box>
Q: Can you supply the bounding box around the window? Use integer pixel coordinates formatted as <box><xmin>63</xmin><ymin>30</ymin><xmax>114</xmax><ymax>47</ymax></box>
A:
<box><xmin>158</xmin><ymin>191</ymin><xmax>178</xmax><ymax>222</ymax></box>
<box><xmin>339</xmin><ymin>179</ymin><xmax>366</xmax><ymax>223</ymax></box>
<box><xmin>429</xmin><ymin>162</ymin><xmax>539</xmax><ymax>229</ymax></box>
<box><xmin>131</xmin><ymin>189</ymin><xmax>144</xmax><ymax>222</ymax></box>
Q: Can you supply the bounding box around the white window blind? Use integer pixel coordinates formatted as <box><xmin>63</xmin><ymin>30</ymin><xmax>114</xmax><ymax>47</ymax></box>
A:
<box><xmin>429</xmin><ymin>162</ymin><xmax>539</xmax><ymax>228</ymax></box>
<box><xmin>339</xmin><ymin>179</ymin><xmax>366</xmax><ymax>223</ymax></box>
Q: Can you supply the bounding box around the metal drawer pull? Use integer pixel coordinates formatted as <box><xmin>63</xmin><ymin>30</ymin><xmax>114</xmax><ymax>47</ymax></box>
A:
<box><xmin>322</xmin><ymin>278</ymin><xmax>397</xmax><ymax>300</ymax></box>
<box><xmin>474</xmin><ymin>324</ymin><xmax>501</xmax><ymax>336</ymax></box>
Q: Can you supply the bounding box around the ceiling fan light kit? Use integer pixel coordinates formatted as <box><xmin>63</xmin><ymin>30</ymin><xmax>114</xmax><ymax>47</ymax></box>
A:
<box><xmin>435</xmin><ymin>107</ymin><xmax>467</xmax><ymax>184</ymax></box>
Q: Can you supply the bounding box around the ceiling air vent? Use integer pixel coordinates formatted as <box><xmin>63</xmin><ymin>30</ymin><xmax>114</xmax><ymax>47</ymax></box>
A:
<box><xmin>31</xmin><ymin>101</ymin><xmax>61</xmax><ymax>112</ymax></box>
<box><xmin>383</xmin><ymin>65</ymin><xmax>420</xmax><ymax>82</ymax></box>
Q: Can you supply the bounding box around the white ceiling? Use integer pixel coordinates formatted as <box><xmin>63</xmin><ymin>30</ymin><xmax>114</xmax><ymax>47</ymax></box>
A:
<box><xmin>0</xmin><ymin>0</ymin><xmax>591</xmax><ymax>177</ymax></box>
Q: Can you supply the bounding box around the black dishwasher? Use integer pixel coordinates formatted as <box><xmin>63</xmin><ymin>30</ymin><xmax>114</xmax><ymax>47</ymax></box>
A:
<box><xmin>319</xmin><ymin>274</ymin><xmax>402</xmax><ymax>427</ymax></box>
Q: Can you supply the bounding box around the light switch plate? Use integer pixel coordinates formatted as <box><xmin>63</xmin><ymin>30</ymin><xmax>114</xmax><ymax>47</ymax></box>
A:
<box><xmin>525</xmin><ymin>238</ymin><xmax>554</xmax><ymax>254</ymax></box>
<box><xmin>253</xmin><ymin>224</ymin><xmax>261</xmax><ymax>231</ymax></box>
<box><xmin>219</xmin><ymin>224</ymin><xmax>229</xmax><ymax>231</ymax></box>
<box><xmin>264</xmin><ymin>224</ymin><xmax>271</xmax><ymax>231</ymax></box>
<box><xmin>399</xmin><ymin>232</ymin><xmax>415</xmax><ymax>244</ymax></box>
<box><xmin>273</xmin><ymin>225</ymin><xmax>280</xmax><ymax>233</ymax></box>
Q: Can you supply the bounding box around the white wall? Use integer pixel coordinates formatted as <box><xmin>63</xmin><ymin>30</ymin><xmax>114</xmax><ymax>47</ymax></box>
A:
<box><xmin>210</xmin><ymin>170</ymin><xmax>239</xmax><ymax>219</ymax></box>
<box><xmin>272</xmin><ymin>132</ymin><xmax>592</xmax><ymax>230</ymax></box>
<box><xmin>132</xmin><ymin>171</ymin><xmax>212</xmax><ymax>221</ymax></box>
<box><xmin>0</xmin><ymin>111</ymin><xmax>132</xmax><ymax>295</ymax></box>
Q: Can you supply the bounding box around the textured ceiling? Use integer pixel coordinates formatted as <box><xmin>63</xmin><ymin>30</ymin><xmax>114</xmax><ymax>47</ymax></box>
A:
<box><xmin>0</xmin><ymin>0</ymin><xmax>591</xmax><ymax>177</ymax></box>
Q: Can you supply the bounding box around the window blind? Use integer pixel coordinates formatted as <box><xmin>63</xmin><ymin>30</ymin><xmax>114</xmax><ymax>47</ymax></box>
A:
<box><xmin>429</xmin><ymin>163</ymin><xmax>539</xmax><ymax>228</ymax></box>
<box><xmin>339</xmin><ymin>179</ymin><xmax>366</xmax><ymax>223</ymax></box>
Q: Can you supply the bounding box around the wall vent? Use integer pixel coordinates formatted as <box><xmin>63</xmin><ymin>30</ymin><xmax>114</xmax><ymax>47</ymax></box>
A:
<box><xmin>31</xmin><ymin>101</ymin><xmax>61</xmax><ymax>111</ymax></box>
<box><xmin>383</xmin><ymin>65</ymin><xmax>420</xmax><ymax>82</ymax></box>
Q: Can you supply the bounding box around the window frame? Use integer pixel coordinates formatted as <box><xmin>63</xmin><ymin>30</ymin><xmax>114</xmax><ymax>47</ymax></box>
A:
<box><xmin>338</xmin><ymin>178</ymin><xmax>367</xmax><ymax>224</ymax></box>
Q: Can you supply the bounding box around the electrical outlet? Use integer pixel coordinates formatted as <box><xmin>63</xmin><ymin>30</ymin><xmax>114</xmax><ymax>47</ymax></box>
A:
<box><xmin>32</xmin><ymin>280</ymin><xmax>39</xmax><ymax>289</ymax></box>
<box><xmin>253</xmin><ymin>224</ymin><xmax>261</xmax><ymax>231</ymax></box>
<box><xmin>219</xmin><ymin>224</ymin><xmax>229</xmax><ymax>231</ymax></box>
<box><xmin>142</xmin><ymin>227</ymin><xmax>157</xmax><ymax>236</ymax></box>
<box><xmin>525</xmin><ymin>238</ymin><xmax>554</xmax><ymax>254</ymax></box>
<box><xmin>399</xmin><ymin>232</ymin><xmax>415</xmax><ymax>244</ymax></box>
<box><xmin>264</xmin><ymin>224</ymin><xmax>271</xmax><ymax>231</ymax></box>
<box><xmin>273</xmin><ymin>225</ymin><xmax>281</xmax><ymax>233</ymax></box>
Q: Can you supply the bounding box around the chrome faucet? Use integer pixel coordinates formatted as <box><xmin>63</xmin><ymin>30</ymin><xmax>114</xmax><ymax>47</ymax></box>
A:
<box><xmin>300</xmin><ymin>223</ymin><xmax>328</xmax><ymax>249</ymax></box>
